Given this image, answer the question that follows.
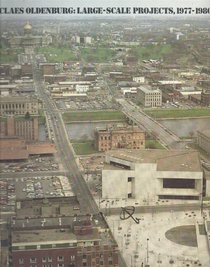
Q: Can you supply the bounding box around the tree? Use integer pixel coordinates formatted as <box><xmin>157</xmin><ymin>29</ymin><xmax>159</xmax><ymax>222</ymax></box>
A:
<box><xmin>25</xmin><ymin>112</ymin><xmax>30</xmax><ymax>120</ymax></box>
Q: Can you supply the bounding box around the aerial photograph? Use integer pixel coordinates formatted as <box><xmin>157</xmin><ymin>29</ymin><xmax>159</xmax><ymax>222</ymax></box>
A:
<box><xmin>0</xmin><ymin>0</ymin><xmax>210</xmax><ymax>267</ymax></box>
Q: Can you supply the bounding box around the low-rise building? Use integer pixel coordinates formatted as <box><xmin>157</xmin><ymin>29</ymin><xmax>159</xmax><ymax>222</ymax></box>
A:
<box><xmin>197</xmin><ymin>130</ymin><xmax>210</xmax><ymax>154</ymax></box>
<box><xmin>0</xmin><ymin>137</ymin><xmax>56</xmax><ymax>161</ymax></box>
<box><xmin>95</xmin><ymin>125</ymin><xmax>145</xmax><ymax>152</ymax></box>
<box><xmin>137</xmin><ymin>86</ymin><xmax>162</xmax><ymax>107</ymax></box>
<box><xmin>201</xmin><ymin>89</ymin><xmax>210</xmax><ymax>106</ymax></box>
<box><xmin>102</xmin><ymin>149</ymin><xmax>203</xmax><ymax>202</ymax></box>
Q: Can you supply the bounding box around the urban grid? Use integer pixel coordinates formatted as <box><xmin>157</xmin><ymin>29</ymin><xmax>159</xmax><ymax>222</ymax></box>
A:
<box><xmin>0</xmin><ymin>8</ymin><xmax>210</xmax><ymax>267</ymax></box>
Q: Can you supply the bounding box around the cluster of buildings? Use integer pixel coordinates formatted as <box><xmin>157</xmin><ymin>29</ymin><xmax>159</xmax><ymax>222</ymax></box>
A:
<box><xmin>6</xmin><ymin>176</ymin><xmax>119</xmax><ymax>267</ymax></box>
<box><xmin>0</xmin><ymin>59</ymin><xmax>57</xmax><ymax>162</ymax></box>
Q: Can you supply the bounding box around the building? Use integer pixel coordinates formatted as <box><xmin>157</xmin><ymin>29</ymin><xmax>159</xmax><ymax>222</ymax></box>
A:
<box><xmin>0</xmin><ymin>96</ymin><xmax>40</xmax><ymax>115</ymax></box>
<box><xmin>21</xmin><ymin>63</ymin><xmax>33</xmax><ymax>77</ymax></box>
<box><xmin>0</xmin><ymin>137</ymin><xmax>56</xmax><ymax>161</ymax></box>
<box><xmin>201</xmin><ymin>89</ymin><xmax>210</xmax><ymax>106</ymax></box>
<box><xmin>197</xmin><ymin>130</ymin><xmax>210</xmax><ymax>154</ymax></box>
<box><xmin>40</xmin><ymin>63</ymin><xmax>56</xmax><ymax>76</ymax></box>
<box><xmin>0</xmin><ymin>116</ymin><xmax>39</xmax><ymax>141</ymax></box>
<box><xmin>58</xmin><ymin>81</ymin><xmax>91</xmax><ymax>93</ymax></box>
<box><xmin>9</xmin><ymin>21</ymin><xmax>52</xmax><ymax>50</ymax></box>
<box><xmin>137</xmin><ymin>86</ymin><xmax>162</xmax><ymax>107</ymax></box>
<box><xmin>11</xmin><ymin>215</ymin><xmax>119</xmax><ymax>267</ymax></box>
<box><xmin>76</xmin><ymin>35</ymin><xmax>92</xmax><ymax>44</ymax></box>
<box><xmin>102</xmin><ymin>149</ymin><xmax>203</xmax><ymax>202</ymax></box>
<box><xmin>95</xmin><ymin>125</ymin><xmax>145</xmax><ymax>152</ymax></box>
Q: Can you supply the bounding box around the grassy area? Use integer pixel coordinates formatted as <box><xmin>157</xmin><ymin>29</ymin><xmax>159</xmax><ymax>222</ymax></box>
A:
<box><xmin>63</xmin><ymin>110</ymin><xmax>125</xmax><ymax>122</ymax></box>
<box><xmin>129</xmin><ymin>44</ymin><xmax>172</xmax><ymax>60</ymax></box>
<box><xmin>72</xmin><ymin>141</ymin><xmax>97</xmax><ymax>155</ymax></box>
<box><xmin>0</xmin><ymin>49</ymin><xmax>18</xmax><ymax>63</ymax></box>
<box><xmin>80</xmin><ymin>47</ymin><xmax>116</xmax><ymax>62</ymax></box>
<box><xmin>37</xmin><ymin>46</ymin><xmax>77</xmax><ymax>62</ymax></box>
<box><xmin>145</xmin><ymin>108</ymin><xmax>210</xmax><ymax>119</ymax></box>
<box><xmin>145</xmin><ymin>140</ymin><xmax>165</xmax><ymax>149</ymax></box>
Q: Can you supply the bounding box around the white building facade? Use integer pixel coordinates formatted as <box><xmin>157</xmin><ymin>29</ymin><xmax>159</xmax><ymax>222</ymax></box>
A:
<box><xmin>102</xmin><ymin>150</ymin><xmax>203</xmax><ymax>202</ymax></box>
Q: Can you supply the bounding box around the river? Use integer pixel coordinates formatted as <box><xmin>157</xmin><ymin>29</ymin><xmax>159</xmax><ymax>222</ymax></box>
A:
<box><xmin>159</xmin><ymin>117</ymin><xmax>210</xmax><ymax>137</ymax></box>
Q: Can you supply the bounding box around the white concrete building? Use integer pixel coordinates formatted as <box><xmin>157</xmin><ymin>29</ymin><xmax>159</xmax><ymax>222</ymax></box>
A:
<box><xmin>133</xmin><ymin>76</ymin><xmax>145</xmax><ymax>84</ymax></box>
<box><xmin>102</xmin><ymin>149</ymin><xmax>203</xmax><ymax>202</ymax></box>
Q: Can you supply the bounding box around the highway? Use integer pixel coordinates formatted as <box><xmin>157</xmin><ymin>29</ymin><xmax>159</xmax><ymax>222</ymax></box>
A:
<box><xmin>117</xmin><ymin>98</ymin><xmax>187</xmax><ymax>150</ymax></box>
<box><xmin>32</xmin><ymin>65</ymin><xmax>127</xmax><ymax>267</ymax></box>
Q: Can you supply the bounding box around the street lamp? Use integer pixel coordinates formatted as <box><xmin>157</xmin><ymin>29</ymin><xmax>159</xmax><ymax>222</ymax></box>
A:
<box><xmin>145</xmin><ymin>238</ymin><xmax>150</xmax><ymax>267</ymax></box>
<box><xmin>127</xmin><ymin>254</ymin><xmax>133</xmax><ymax>267</ymax></box>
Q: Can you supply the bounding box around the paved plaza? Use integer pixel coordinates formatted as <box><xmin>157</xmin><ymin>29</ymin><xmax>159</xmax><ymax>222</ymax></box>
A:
<box><xmin>106</xmin><ymin>210</ymin><xmax>210</xmax><ymax>267</ymax></box>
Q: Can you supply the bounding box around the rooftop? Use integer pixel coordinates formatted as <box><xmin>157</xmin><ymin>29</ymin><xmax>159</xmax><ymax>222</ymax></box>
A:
<box><xmin>0</xmin><ymin>96</ymin><xmax>38</xmax><ymax>102</ymax></box>
<box><xmin>138</xmin><ymin>86</ymin><xmax>161</xmax><ymax>94</ymax></box>
<box><xmin>105</xmin><ymin>149</ymin><xmax>202</xmax><ymax>172</ymax></box>
<box><xmin>12</xmin><ymin>228</ymin><xmax>77</xmax><ymax>245</ymax></box>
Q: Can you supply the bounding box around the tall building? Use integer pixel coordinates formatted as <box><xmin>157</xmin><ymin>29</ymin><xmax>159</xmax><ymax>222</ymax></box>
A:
<box><xmin>137</xmin><ymin>86</ymin><xmax>162</xmax><ymax>107</ymax></box>
<box><xmin>95</xmin><ymin>125</ymin><xmax>145</xmax><ymax>152</ymax></box>
<box><xmin>0</xmin><ymin>116</ymin><xmax>39</xmax><ymax>141</ymax></box>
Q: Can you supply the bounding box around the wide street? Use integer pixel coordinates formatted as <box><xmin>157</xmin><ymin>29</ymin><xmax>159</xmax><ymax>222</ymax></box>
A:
<box><xmin>32</xmin><ymin>65</ymin><xmax>127</xmax><ymax>267</ymax></box>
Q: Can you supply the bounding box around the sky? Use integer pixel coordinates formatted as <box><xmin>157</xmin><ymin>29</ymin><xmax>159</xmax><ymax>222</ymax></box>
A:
<box><xmin>1</xmin><ymin>0</ymin><xmax>210</xmax><ymax>18</ymax></box>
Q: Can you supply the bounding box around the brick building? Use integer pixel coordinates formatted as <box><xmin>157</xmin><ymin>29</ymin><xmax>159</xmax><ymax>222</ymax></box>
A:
<box><xmin>201</xmin><ymin>89</ymin><xmax>210</xmax><ymax>106</ymax></box>
<box><xmin>0</xmin><ymin>117</ymin><xmax>39</xmax><ymax>141</ymax></box>
<box><xmin>11</xmin><ymin>215</ymin><xmax>119</xmax><ymax>267</ymax></box>
<box><xmin>40</xmin><ymin>63</ymin><xmax>56</xmax><ymax>76</ymax></box>
<box><xmin>21</xmin><ymin>64</ymin><xmax>33</xmax><ymax>78</ymax></box>
<box><xmin>95</xmin><ymin>125</ymin><xmax>145</xmax><ymax>152</ymax></box>
<box><xmin>0</xmin><ymin>96</ymin><xmax>40</xmax><ymax>115</ymax></box>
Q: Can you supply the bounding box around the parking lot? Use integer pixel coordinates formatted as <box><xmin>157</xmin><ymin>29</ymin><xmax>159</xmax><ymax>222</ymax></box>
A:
<box><xmin>0</xmin><ymin>156</ymin><xmax>59</xmax><ymax>174</ymax></box>
<box><xmin>0</xmin><ymin>176</ymin><xmax>73</xmax><ymax>212</ymax></box>
<box><xmin>56</xmin><ymin>95</ymin><xmax>115</xmax><ymax>111</ymax></box>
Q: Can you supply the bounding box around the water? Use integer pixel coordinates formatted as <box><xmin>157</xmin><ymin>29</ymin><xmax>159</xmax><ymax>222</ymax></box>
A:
<box><xmin>66</xmin><ymin>121</ymin><xmax>123</xmax><ymax>140</ymax></box>
<box><xmin>65</xmin><ymin>118</ymin><xmax>210</xmax><ymax>140</ymax></box>
<box><xmin>159</xmin><ymin>118</ymin><xmax>210</xmax><ymax>137</ymax></box>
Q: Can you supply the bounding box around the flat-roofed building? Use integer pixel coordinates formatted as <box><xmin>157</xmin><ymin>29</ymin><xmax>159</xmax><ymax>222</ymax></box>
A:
<box><xmin>197</xmin><ymin>130</ymin><xmax>210</xmax><ymax>154</ymax></box>
<box><xmin>0</xmin><ymin>96</ymin><xmax>40</xmax><ymax>115</ymax></box>
<box><xmin>0</xmin><ymin>138</ymin><xmax>56</xmax><ymax>161</ymax></box>
<box><xmin>102</xmin><ymin>149</ymin><xmax>203</xmax><ymax>202</ymax></box>
<box><xmin>11</xmin><ymin>215</ymin><xmax>119</xmax><ymax>267</ymax></box>
<box><xmin>95</xmin><ymin>125</ymin><xmax>145</xmax><ymax>152</ymax></box>
<box><xmin>40</xmin><ymin>63</ymin><xmax>56</xmax><ymax>76</ymax></box>
<box><xmin>137</xmin><ymin>86</ymin><xmax>162</xmax><ymax>107</ymax></box>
